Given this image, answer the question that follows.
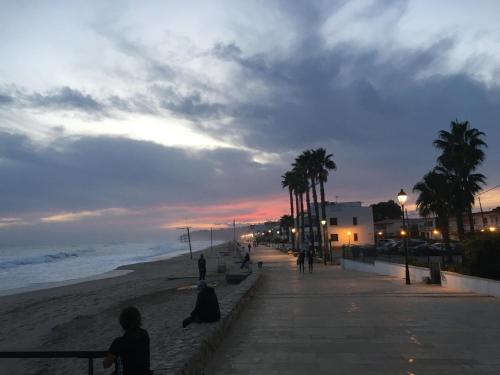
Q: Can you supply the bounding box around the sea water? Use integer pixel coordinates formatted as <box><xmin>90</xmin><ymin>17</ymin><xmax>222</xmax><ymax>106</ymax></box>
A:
<box><xmin>0</xmin><ymin>240</ymin><xmax>221</xmax><ymax>294</ymax></box>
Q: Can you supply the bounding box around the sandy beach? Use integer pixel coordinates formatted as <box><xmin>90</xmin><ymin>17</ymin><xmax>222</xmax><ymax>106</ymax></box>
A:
<box><xmin>0</xmin><ymin>241</ymin><xmax>246</xmax><ymax>375</ymax></box>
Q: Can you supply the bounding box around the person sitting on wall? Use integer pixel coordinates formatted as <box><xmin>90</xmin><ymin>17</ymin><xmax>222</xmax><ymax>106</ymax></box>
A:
<box><xmin>182</xmin><ymin>281</ymin><xmax>221</xmax><ymax>328</ymax></box>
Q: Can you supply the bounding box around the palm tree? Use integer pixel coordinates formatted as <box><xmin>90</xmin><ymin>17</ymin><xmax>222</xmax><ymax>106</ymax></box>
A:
<box><xmin>281</xmin><ymin>171</ymin><xmax>295</xmax><ymax>236</ymax></box>
<box><xmin>433</xmin><ymin>120</ymin><xmax>487</xmax><ymax>238</ymax></box>
<box><xmin>280</xmin><ymin>214</ymin><xmax>294</xmax><ymax>243</ymax></box>
<box><xmin>293</xmin><ymin>155</ymin><xmax>316</xmax><ymax>253</ymax></box>
<box><xmin>304</xmin><ymin>150</ymin><xmax>324</xmax><ymax>258</ymax></box>
<box><xmin>314</xmin><ymin>148</ymin><xmax>336</xmax><ymax>223</ymax></box>
<box><xmin>413</xmin><ymin>170</ymin><xmax>453</xmax><ymax>260</ymax></box>
<box><xmin>296</xmin><ymin>176</ymin><xmax>307</xmax><ymax>248</ymax></box>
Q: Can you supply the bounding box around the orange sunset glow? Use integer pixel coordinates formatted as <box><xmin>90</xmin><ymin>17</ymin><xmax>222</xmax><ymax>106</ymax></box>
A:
<box><xmin>164</xmin><ymin>195</ymin><xmax>290</xmax><ymax>229</ymax></box>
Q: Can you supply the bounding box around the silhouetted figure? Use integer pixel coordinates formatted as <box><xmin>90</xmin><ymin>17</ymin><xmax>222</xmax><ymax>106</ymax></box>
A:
<box><xmin>198</xmin><ymin>254</ymin><xmax>206</xmax><ymax>280</ymax></box>
<box><xmin>298</xmin><ymin>250</ymin><xmax>305</xmax><ymax>273</ymax></box>
<box><xmin>307</xmin><ymin>248</ymin><xmax>314</xmax><ymax>273</ymax></box>
<box><xmin>103</xmin><ymin>306</ymin><xmax>152</xmax><ymax>375</ymax></box>
<box><xmin>240</xmin><ymin>252</ymin><xmax>250</xmax><ymax>269</ymax></box>
<box><xmin>248</xmin><ymin>243</ymin><xmax>252</xmax><ymax>253</ymax></box>
<box><xmin>183</xmin><ymin>281</ymin><xmax>220</xmax><ymax>328</ymax></box>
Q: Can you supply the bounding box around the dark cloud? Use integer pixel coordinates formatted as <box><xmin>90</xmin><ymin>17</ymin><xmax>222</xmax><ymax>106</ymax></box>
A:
<box><xmin>0</xmin><ymin>132</ymin><xmax>282</xmax><ymax>216</ymax></box>
<box><xmin>0</xmin><ymin>93</ymin><xmax>14</xmax><ymax>105</ymax></box>
<box><xmin>196</xmin><ymin>37</ymin><xmax>500</xmax><ymax>179</ymax></box>
<box><xmin>27</xmin><ymin>86</ymin><xmax>103</xmax><ymax>112</ymax></box>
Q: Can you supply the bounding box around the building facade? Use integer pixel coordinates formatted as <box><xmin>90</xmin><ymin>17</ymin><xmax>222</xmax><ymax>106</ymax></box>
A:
<box><xmin>306</xmin><ymin>201</ymin><xmax>374</xmax><ymax>248</ymax></box>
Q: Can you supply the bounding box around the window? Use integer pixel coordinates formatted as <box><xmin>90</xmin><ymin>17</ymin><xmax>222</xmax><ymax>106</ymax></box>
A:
<box><xmin>353</xmin><ymin>217</ymin><xmax>358</xmax><ymax>226</ymax></box>
<box><xmin>483</xmin><ymin>217</ymin><xmax>488</xmax><ymax>225</ymax></box>
<box><xmin>353</xmin><ymin>233</ymin><xmax>358</xmax><ymax>241</ymax></box>
<box><xmin>330</xmin><ymin>234</ymin><xmax>339</xmax><ymax>241</ymax></box>
<box><xmin>330</xmin><ymin>217</ymin><xmax>338</xmax><ymax>226</ymax></box>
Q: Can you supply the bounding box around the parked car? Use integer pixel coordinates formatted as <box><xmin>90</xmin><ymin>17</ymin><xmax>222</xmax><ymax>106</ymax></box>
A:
<box><xmin>376</xmin><ymin>239</ymin><xmax>399</xmax><ymax>252</ymax></box>
<box><xmin>429</xmin><ymin>242</ymin><xmax>463</xmax><ymax>253</ymax></box>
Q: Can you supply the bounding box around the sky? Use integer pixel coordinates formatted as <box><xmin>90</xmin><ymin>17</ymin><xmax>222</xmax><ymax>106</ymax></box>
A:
<box><xmin>1</xmin><ymin>0</ymin><xmax>500</xmax><ymax>245</ymax></box>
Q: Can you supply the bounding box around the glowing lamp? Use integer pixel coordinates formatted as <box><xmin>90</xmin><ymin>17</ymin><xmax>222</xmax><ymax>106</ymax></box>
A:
<box><xmin>397</xmin><ymin>189</ymin><xmax>408</xmax><ymax>205</ymax></box>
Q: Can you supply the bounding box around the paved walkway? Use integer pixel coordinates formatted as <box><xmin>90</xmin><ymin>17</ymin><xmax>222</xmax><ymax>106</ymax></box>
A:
<box><xmin>206</xmin><ymin>246</ymin><xmax>500</xmax><ymax>374</ymax></box>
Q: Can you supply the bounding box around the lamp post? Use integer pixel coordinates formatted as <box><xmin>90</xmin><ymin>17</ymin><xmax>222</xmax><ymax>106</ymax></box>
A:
<box><xmin>397</xmin><ymin>189</ymin><xmax>410</xmax><ymax>285</ymax></box>
<box><xmin>291</xmin><ymin>227</ymin><xmax>296</xmax><ymax>251</ymax></box>
<box><xmin>321</xmin><ymin>219</ymin><xmax>327</xmax><ymax>264</ymax></box>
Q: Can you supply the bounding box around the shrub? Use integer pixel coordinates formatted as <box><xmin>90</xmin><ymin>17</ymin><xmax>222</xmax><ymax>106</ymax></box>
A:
<box><xmin>463</xmin><ymin>233</ymin><xmax>500</xmax><ymax>280</ymax></box>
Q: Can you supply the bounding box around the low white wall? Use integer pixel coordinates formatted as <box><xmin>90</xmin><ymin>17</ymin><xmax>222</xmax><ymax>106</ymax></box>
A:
<box><xmin>342</xmin><ymin>258</ymin><xmax>500</xmax><ymax>298</ymax></box>
<box><xmin>441</xmin><ymin>271</ymin><xmax>500</xmax><ymax>298</ymax></box>
<box><xmin>375</xmin><ymin>260</ymin><xmax>431</xmax><ymax>283</ymax></box>
<box><xmin>341</xmin><ymin>258</ymin><xmax>375</xmax><ymax>273</ymax></box>
<box><xmin>342</xmin><ymin>258</ymin><xmax>430</xmax><ymax>283</ymax></box>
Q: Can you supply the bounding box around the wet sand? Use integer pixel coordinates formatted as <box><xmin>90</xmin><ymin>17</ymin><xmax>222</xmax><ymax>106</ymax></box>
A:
<box><xmin>0</xmin><ymin>241</ymin><xmax>241</xmax><ymax>374</ymax></box>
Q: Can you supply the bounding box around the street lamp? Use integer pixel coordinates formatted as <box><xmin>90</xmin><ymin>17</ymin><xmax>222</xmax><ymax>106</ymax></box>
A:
<box><xmin>397</xmin><ymin>189</ymin><xmax>410</xmax><ymax>285</ymax></box>
<box><xmin>291</xmin><ymin>227</ymin><xmax>296</xmax><ymax>251</ymax></box>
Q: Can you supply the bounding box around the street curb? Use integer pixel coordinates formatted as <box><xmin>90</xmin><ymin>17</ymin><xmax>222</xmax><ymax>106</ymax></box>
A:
<box><xmin>175</xmin><ymin>270</ymin><xmax>263</xmax><ymax>375</ymax></box>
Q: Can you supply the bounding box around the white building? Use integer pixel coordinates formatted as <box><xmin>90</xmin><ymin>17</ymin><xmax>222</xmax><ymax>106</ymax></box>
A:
<box><xmin>307</xmin><ymin>201</ymin><xmax>374</xmax><ymax>248</ymax></box>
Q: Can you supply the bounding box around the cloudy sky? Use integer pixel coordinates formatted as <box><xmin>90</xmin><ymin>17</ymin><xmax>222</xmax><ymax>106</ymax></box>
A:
<box><xmin>1</xmin><ymin>0</ymin><xmax>500</xmax><ymax>245</ymax></box>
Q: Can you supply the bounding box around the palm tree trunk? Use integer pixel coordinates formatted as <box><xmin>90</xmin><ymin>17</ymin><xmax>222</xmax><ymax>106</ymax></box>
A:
<box><xmin>288</xmin><ymin>187</ymin><xmax>294</xmax><ymax>247</ymax></box>
<box><xmin>300</xmin><ymin>192</ymin><xmax>306</xmax><ymax>247</ymax></box>
<box><xmin>456</xmin><ymin>211</ymin><xmax>465</xmax><ymax>240</ymax></box>
<box><xmin>305</xmin><ymin>182</ymin><xmax>315</xmax><ymax>252</ymax></box>
<box><xmin>467</xmin><ymin>206</ymin><xmax>475</xmax><ymax>234</ymax></box>
<box><xmin>455</xmin><ymin>191</ymin><xmax>465</xmax><ymax>239</ymax></box>
<box><xmin>441</xmin><ymin>215</ymin><xmax>452</xmax><ymax>264</ymax></box>
<box><xmin>319</xmin><ymin>178</ymin><xmax>327</xmax><ymax>220</ymax></box>
<box><xmin>288</xmin><ymin>187</ymin><xmax>294</xmax><ymax>223</ymax></box>
<box><xmin>311</xmin><ymin>176</ymin><xmax>323</xmax><ymax>259</ymax></box>
<box><xmin>295</xmin><ymin>191</ymin><xmax>300</xmax><ymax>250</ymax></box>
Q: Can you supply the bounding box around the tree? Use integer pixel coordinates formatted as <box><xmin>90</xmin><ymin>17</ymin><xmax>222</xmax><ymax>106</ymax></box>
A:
<box><xmin>433</xmin><ymin>120</ymin><xmax>487</xmax><ymax>238</ymax></box>
<box><xmin>280</xmin><ymin>214</ymin><xmax>294</xmax><ymax>242</ymax></box>
<box><xmin>313</xmin><ymin>148</ymin><xmax>337</xmax><ymax>223</ymax></box>
<box><xmin>281</xmin><ymin>171</ymin><xmax>295</xmax><ymax>236</ymax></box>
<box><xmin>413</xmin><ymin>170</ymin><xmax>453</xmax><ymax>260</ymax></box>
<box><xmin>371</xmin><ymin>200</ymin><xmax>401</xmax><ymax>222</ymax></box>
<box><xmin>293</xmin><ymin>154</ymin><xmax>316</xmax><ymax>254</ymax></box>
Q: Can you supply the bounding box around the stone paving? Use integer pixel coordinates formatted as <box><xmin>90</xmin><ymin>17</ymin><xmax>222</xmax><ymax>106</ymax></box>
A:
<box><xmin>205</xmin><ymin>245</ymin><xmax>500</xmax><ymax>374</ymax></box>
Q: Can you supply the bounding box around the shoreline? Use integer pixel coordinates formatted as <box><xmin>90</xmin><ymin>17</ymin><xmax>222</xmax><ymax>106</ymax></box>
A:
<box><xmin>0</xmin><ymin>241</ymin><xmax>221</xmax><ymax>298</ymax></box>
<box><xmin>0</xmin><ymin>240</ymin><xmax>236</xmax><ymax>374</ymax></box>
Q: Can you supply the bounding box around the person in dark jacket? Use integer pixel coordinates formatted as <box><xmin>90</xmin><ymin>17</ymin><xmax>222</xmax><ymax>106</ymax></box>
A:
<box><xmin>198</xmin><ymin>254</ymin><xmax>206</xmax><ymax>280</ymax></box>
<box><xmin>182</xmin><ymin>281</ymin><xmax>220</xmax><ymax>328</ymax></box>
<box><xmin>298</xmin><ymin>250</ymin><xmax>305</xmax><ymax>273</ymax></box>
<box><xmin>240</xmin><ymin>252</ymin><xmax>250</xmax><ymax>269</ymax></box>
<box><xmin>103</xmin><ymin>306</ymin><xmax>152</xmax><ymax>375</ymax></box>
<box><xmin>307</xmin><ymin>247</ymin><xmax>314</xmax><ymax>273</ymax></box>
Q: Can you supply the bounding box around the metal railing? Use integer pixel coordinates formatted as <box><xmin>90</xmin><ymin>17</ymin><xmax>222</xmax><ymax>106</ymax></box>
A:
<box><xmin>0</xmin><ymin>350</ymin><xmax>107</xmax><ymax>375</ymax></box>
<box><xmin>342</xmin><ymin>245</ymin><xmax>463</xmax><ymax>267</ymax></box>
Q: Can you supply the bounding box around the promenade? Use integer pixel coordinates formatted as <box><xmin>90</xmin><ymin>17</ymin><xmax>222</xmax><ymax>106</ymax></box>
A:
<box><xmin>206</xmin><ymin>245</ymin><xmax>500</xmax><ymax>374</ymax></box>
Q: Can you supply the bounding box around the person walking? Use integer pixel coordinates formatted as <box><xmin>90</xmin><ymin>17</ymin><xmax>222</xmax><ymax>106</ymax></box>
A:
<box><xmin>198</xmin><ymin>254</ymin><xmax>206</xmax><ymax>280</ymax></box>
<box><xmin>248</xmin><ymin>242</ymin><xmax>252</xmax><ymax>253</ymax></box>
<box><xmin>307</xmin><ymin>247</ymin><xmax>314</xmax><ymax>273</ymax></box>
<box><xmin>240</xmin><ymin>252</ymin><xmax>250</xmax><ymax>269</ymax></box>
<box><xmin>298</xmin><ymin>250</ymin><xmax>305</xmax><ymax>273</ymax></box>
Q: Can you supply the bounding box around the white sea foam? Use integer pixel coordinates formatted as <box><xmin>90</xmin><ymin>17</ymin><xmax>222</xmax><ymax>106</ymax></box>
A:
<box><xmin>0</xmin><ymin>240</ymin><xmax>220</xmax><ymax>293</ymax></box>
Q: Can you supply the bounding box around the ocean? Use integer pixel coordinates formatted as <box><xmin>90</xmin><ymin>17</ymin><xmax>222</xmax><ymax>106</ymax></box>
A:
<box><xmin>0</xmin><ymin>240</ymin><xmax>221</xmax><ymax>295</ymax></box>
